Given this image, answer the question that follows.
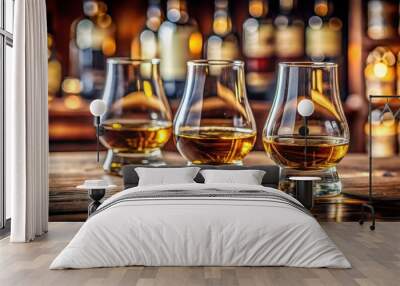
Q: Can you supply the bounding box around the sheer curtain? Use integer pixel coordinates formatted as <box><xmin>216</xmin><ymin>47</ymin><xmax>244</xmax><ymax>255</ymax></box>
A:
<box><xmin>7</xmin><ymin>0</ymin><xmax>49</xmax><ymax>242</ymax></box>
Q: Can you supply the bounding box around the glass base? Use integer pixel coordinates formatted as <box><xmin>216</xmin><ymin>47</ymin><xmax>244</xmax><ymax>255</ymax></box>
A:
<box><xmin>279</xmin><ymin>167</ymin><xmax>342</xmax><ymax>197</ymax></box>
<box><xmin>103</xmin><ymin>149</ymin><xmax>166</xmax><ymax>176</ymax></box>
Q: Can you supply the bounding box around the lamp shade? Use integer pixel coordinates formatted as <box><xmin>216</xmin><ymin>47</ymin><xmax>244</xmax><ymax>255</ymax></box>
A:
<box><xmin>90</xmin><ymin>99</ymin><xmax>107</xmax><ymax>117</ymax></box>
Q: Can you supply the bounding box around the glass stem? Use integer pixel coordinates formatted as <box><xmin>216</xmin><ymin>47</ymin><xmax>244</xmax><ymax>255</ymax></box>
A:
<box><xmin>304</xmin><ymin>116</ymin><xmax>308</xmax><ymax>168</ymax></box>
<box><xmin>96</xmin><ymin>116</ymin><xmax>100</xmax><ymax>163</ymax></box>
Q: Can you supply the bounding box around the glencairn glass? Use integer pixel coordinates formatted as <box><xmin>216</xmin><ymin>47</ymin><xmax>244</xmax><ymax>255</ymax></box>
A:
<box><xmin>174</xmin><ymin>60</ymin><xmax>257</xmax><ymax>165</ymax></box>
<box><xmin>263</xmin><ymin>62</ymin><xmax>350</xmax><ymax>196</ymax></box>
<box><xmin>100</xmin><ymin>58</ymin><xmax>172</xmax><ymax>173</ymax></box>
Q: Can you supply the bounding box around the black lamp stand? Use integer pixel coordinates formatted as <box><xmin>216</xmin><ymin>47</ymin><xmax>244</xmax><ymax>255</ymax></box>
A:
<box><xmin>359</xmin><ymin>95</ymin><xmax>400</xmax><ymax>231</ymax></box>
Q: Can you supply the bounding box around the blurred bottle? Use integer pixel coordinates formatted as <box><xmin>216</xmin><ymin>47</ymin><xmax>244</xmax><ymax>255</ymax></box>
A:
<box><xmin>306</xmin><ymin>0</ymin><xmax>342</xmax><ymax>62</ymax></box>
<box><xmin>274</xmin><ymin>0</ymin><xmax>304</xmax><ymax>62</ymax></box>
<box><xmin>47</xmin><ymin>14</ymin><xmax>62</xmax><ymax>102</ymax></box>
<box><xmin>397</xmin><ymin>51</ymin><xmax>400</xmax><ymax>94</ymax></box>
<box><xmin>364</xmin><ymin>47</ymin><xmax>396</xmax><ymax>101</ymax></box>
<box><xmin>242</xmin><ymin>0</ymin><xmax>275</xmax><ymax>100</ymax></box>
<box><xmin>61</xmin><ymin>77</ymin><xmax>85</xmax><ymax>111</ymax></box>
<box><xmin>398</xmin><ymin>3</ymin><xmax>400</xmax><ymax>36</ymax></box>
<box><xmin>131</xmin><ymin>0</ymin><xmax>163</xmax><ymax>59</ymax></box>
<box><xmin>159</xmin><ymin>0</ymin><xmax>202</xmax><ymax>98</ymax></box>
<box><xmin>365</xmin><ymin>109</ymin><xmax>397</xmax><ymax>158</ymax></box>
<box><xmin>69</xmin><ymin>0</ymin><xmax>116</xmax><ymax>100</ymax></box>
<box><xmin>367</xmin><ymin>0</ymin><xmax>397</xmax><ymax>40</ymax></box>
<box><xmin>205</xmin><ymin>0</ymin><xmax>240</xmax><ymax>60</ymax></box>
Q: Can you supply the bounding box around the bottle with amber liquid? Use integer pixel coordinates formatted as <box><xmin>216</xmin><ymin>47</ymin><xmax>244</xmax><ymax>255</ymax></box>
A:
<box><xmin>365</xmin><ymin>109</ymin><xmax>397</xmax><ymax>158</ymax></box>
<box><xmin>274</xmin><ymin>0</ymin><xmax>304</xmax><ymax>62</ymax></box>
<box><xmin>306</xmin><ymin>0</ymin><xmax>342</xmax><ymax>63</ymax></box>
<box><xmin>204</xmin><ymin>0</ymin><xmax>240</xmax><ymax>61</ymax></box>
<box><xmin>47</xmin><ymin>13</ymin><xmax>62</xmax><ymax>102</ymax></box>
<box><xmin>397</xmin><ymin>51</ymin><xmax>400</xmax><ymax>95</ymax></box>
<box><xmin>364</xmin><ymin>47</ymin><xmax>396</xmax><ymax>103</ymax></box>
<box><xmin>159</xmin><ymin>0</ymin><xmax>202</xmax><ymax>98</ymax></box>
<box><xmin>131</xmin><ymin>0</ymin><xmax>163</xmax><ymax>60</ymax></box>
<box><xmin>69</xmin><ymin>0</ymin><xmax>116</xmax><ymax>100</ymax></box>
<box><xmin>242</xmin><ymin>0</ymin><xmax>275</xmax><ymax>100</ymax></box>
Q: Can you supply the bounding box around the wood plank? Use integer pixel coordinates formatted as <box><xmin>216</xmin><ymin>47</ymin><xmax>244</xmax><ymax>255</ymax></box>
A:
<box><xmin>1</xmin><ymin>222</ymin><xmax>400</xmax><ymax>286</ymax></box>
<box><xmin>49</xmin><ymin>152</ymin><xmax>400</xmax><ymax>221</ymax></box>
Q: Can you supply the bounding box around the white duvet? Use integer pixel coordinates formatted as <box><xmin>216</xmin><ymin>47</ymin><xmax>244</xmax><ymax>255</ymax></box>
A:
<box><xmin>50</xmin><ymin>183</ymin><xmax>351</xmax><ymax>269</ymax></box>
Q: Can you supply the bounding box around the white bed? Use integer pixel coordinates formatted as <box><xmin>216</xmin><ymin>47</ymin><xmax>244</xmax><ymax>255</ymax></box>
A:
<box><xmin>50</xmin><ymin>183</ymin><xmax>350</xmax><ymax>269</ymax></box>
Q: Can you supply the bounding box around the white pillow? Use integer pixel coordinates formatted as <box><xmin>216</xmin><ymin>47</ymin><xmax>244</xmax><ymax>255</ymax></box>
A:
<box><xmin>135</xmin><ymin>167</ymin><xmax>201</xmax><ymax>186</ymax></box>
<box><xmin>200</xmin><ymin>169</ymin><xmax>266</xmax><ymax>185</ymax></box>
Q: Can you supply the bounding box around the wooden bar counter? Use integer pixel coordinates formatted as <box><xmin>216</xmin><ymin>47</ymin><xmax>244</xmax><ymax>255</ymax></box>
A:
<box><xmin>49</xmin><ymin>151</ymin><xmax>400</xmax><ymax>222</ymax></box>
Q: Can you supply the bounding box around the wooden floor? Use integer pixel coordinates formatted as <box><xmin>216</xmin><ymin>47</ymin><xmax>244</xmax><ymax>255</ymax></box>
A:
<box><xmin>0</xmin><ymin>222</ymin><xmax>399</xmax><ymax>286</ymax></box>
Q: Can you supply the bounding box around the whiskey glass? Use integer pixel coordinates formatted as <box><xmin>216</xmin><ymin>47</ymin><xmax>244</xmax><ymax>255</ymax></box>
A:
<box><xmin>263</xmin><ymin>62</ymin><xmax>350</xmax><ymax>196</ymax></box>
<box><xmin>174</xmin><ymin>60</ymin><xmax>257</xmax><ymax>165</ymax></box>
<box><xmin>100</xmin><ymin>58</ymin><xmax>172</xmax><ymax>174</ymax></box>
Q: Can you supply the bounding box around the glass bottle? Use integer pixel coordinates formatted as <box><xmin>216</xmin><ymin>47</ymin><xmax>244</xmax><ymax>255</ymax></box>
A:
<box><xmin>263</xmin><ymin>62</ymin><xmax>349</xmax><ymax>197</ymax></box>
<box><xmin>397</xmin><ymin>51</ymin><xmax>400</xmax><ymax>94</ymax></box>
<box><xmin>367</xmin><ymin>0</ymin><xmax>397</xmax><ymax>40</ymax></box>
<box><xmin>242</xmin><ymin>0</ymin><xmax>275</xmax><ymax>100</ymax></box>
<box><xmin>274</xmin><ymin>0</ymin><xmax>304</xmax><ymax>62</ymax></box>
<box><xmin>306</xmin><ymin>0</ymin><xmax>342</xmax><ymax>63</ymax></box>
<box><xmin>47</xmin><ymin>13</ymin><xmax>62</xmax><ymax>102</ymax></box>
<box><xmin>131</xmin><ymin>0</ymin><xmax>163</xmax><ymax>60</ymax></box>
<box><xmin>205</xmin><ymin>0</ymin><xmax>240</xmax><ymax>61</ymax></box>
<box><xmin>174</xmin><ymin>60</ymin><xmax>257</xmax><ymax>165</ymax></box>
<box><xmin>69</xmin><ymin>0</ymin><xmax>116</xmax><ymax>100</ymax></box>
<box><xmin>365</xmin><ymin>109</ymin><xmax>397</xmax><ymax>158</ymax></box>
<box><xmin>158</xmin><ymin>0</ymin><xmax>202</xmax><ymax>98</ymax></box>
<box><xmin>364</xmin><ymin>47</ymin><xmax>396</xmax><ymax>103</ymax></box>
<box><xmin>100</xmin><ymin>59</ymin><xmax>173</xmax><ymax>174</ymax></box>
